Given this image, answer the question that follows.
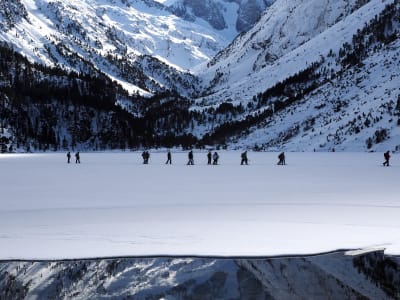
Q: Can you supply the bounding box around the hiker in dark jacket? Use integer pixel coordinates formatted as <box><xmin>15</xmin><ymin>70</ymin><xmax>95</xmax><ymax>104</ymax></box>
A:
<box><xmin>213</xmin><ymin>151</ymin><xmax>219</xmax><ymax>165</ymax></box>
<box><xmin>383</xmin><ymin>151</ymin><xmax>390</xmax><ymax>166</ymax></box>
<box><xmin>207</xmin><ymin>150</ymin><xmax>212</xmax><ymax>165</ymax></box>
<box><xmin>240</xmin><ymin>151</ymin><xmax>248</xmax><ymax>165</ymax></box>
<box><xmin>67</xmin><ymin>151</ymin><xmax>71</xmax><ymax>163</ymax></box>
<box><xmin>166</xmin><ymin>150</ymin><xmax>172</xmax><ymax>164</ymax></box>
<box><xmin>142</xmin><ymin>151</ymin><xmax>146</xmax><ymax>164</ymax></box>
<box><xmin>277</xmin><ymin>152</ymin><xmax>286</xmax><ymax>165</ymax></box>
<box><xmin>142</xmin><ymin>151</ymin><xmax>150</xmax><ymax>164</ymax></box>
<box><xmin>187</xmin><ymin>150</ymin><xmax>194</xmax><ymax>165</ymax></box>
<box><xmin>75</xmin><ymin>151</ymin><xmax>80</xmax><ymax>164</ymax></box>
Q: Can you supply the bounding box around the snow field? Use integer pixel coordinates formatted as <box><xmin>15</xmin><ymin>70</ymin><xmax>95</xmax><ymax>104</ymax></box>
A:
<box><xmin>0</xmin><ymin>151</ymin><xmax>399</xmax><ymax>259</ymax></box>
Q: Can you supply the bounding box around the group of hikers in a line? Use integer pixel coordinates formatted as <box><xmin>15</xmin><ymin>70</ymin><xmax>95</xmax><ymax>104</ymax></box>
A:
<box><xmin>66</xmin><ymin>150</ymin><xmax>392</xmax><ymax>166</ymax></box>
<box><xmin>142</xmin><ymin>150</ymin><xmax>284</xmax><ymax>166</ymax></box>
<box><xmin>143</xmin><ymin>149</ymin><xmax>221</xmax><ymax>165</ymax></box>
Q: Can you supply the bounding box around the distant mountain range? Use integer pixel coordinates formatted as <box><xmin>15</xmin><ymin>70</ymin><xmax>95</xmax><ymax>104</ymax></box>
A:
<box><xmin>1</xmin><ymin>0</ymin><xmax>399</xmax><ymax>152</ymax></box>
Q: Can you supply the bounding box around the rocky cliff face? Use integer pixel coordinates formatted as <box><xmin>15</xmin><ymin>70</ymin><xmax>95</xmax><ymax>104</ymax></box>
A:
<box><xmin>168</xmin><ymin>0</ymin><xmax>274</xmax><ymax>35</ymax></box>
<box><xmin>236</xmin><ymin>0</ymin><xmax>275</xmax><ymax>32</ymax></box>
<box><xmin>1</xmin><ymin>251</ymin><xmax>399</xmax><ymax>299</ymax></box>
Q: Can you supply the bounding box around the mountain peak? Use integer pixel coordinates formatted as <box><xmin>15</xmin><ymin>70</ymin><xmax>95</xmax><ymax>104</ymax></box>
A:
<box><xmin>165</xmin><ymin>0</ymin><xmax>275</xmax><ymax>40</ymax></box>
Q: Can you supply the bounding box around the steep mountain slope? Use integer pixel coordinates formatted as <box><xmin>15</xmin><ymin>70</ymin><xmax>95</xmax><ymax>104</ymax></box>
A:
<box><xmin>230</xmin><ymin>37</ymin><xmax>400</xmax><ymax>151</ymax></box>
<box><xmin>192</xmin><ymin>0</ymin><xmax>400</xmax><ymax>152</ymax></box>
<box><xmin>1</xmin><ymin>0</ymin><xmax>399</xmax><ymax>152</ymax></box>
<box><xmin>0</xmin><ymin>0</ymin><xmax>228</xmax><ymax>96</ymax></box>
<box><xmin>198</xmin><ymin>0</ymin><xmax>372</xmax><ymax>95</ymax></box>
<box><xmin>165</xmin><ymin>0</ymin><xmax>275</xmax><ymax>40</ymax></box>
<box><xmin>1</xmin><ymin>251</ymin><xmax>399</xmax><ymax>299</ymax></box>
<box><xmin>0</xmin><ymin>44</ymin><xmax>199</xmax><ymax>151</ymax></box>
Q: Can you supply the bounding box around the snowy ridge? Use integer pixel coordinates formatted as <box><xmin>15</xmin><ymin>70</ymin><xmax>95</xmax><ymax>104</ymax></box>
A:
<box><xmin>232</xmin><ymin>38</ymin><xmax>400</xmax><ymax>151</ymax></box>
<box><xmin>191</xmin><ymin>0</ymin><xmax>400</xmax><ymax>152</ymax></box>
<box><xmin>1</xmin><ymin>250</ymin><xmax>400</xmax><ymax>298</ymax></box>
<box><xmin>0</xmin><ymin>0</ymin><xmax>229</xmax><ymax>96</ymax></box>
<box><xmin>197</xmin><ymin>0</ymin><xmax>391</xmax><ymax>101</ymax></box>
<box><xmin>1</xmin><ymin>0</ymin><xmax>400</xmax><ymax>151</ymax></box>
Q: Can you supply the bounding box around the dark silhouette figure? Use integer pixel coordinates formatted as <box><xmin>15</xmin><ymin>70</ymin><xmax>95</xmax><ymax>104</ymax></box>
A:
<box><xmin>187</xmin><ymin>150</ymin><xmax>194</xmax><ymax>165</ymax></box>
<box><xmin>142</xmin><ymin>151</ymin><xmax>146</xmax><ymax>164</ymax></box>
<box><xmin>166</xmin><ymin>151</ymin><xmax>172</xmax><ymax>164</ymax></box>
<box><xmin>75</xmin><ymin>152</ymin><xmax>80</xmax><ymax>164</ymax></box>
<box><xmin>213</xmin><ymin>152</ymin><xmax>219</xmax><ymax>165</ymax></box>
<box><xmin>67</xmin><ymin>152</ymin><xmax>71</xmax><ymax>163</ymax></box>
<box><xmin>383</xmin><ymin>151</ymin><xmax>390</xmax><ymax>166</ymax></box>
<box><xmin>207</xmin><ymin>151</ymin><xmax>212</xmax><ymax>165</ymax></box>
<box><xmin>277</xmin><ymin>152</ymin><xmax>286</xmax><ymax>165</ymax></box>
<box><xmin>142</xmin><ymin>151</ymin><xmax>150</xmax><ymax>164</ymax></box>
<box><xmin>241</xmin><ymin>151</ymin><xmax>248</xmax><ymax>165</ymax></box>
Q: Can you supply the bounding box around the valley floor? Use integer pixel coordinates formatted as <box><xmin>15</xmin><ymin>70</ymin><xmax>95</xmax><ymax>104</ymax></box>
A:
<box><xmin>0</xmin><ymin>151</ymin><xmax>399</xmax><ymax>260</ymax></box>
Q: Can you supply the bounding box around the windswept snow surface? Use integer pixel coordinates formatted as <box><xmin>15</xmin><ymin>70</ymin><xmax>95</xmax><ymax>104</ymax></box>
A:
<box><xmin>0</xmin><ymin>152</ymin><xmax>400</xmax><ymax>260</ymax></box>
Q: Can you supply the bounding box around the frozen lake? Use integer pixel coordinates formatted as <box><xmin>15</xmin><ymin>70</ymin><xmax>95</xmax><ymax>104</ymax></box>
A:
<box><xmin>0</xmin><ymin>151</ymin><xmax>399</xmax><ymax>260</ymax></box>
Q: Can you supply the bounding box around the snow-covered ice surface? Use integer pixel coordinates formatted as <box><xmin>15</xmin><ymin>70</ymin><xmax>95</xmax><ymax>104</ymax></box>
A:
<box><xmin>0</xmin><ymin>151</ymin><xmax>399</xmax><ymax>260</ymax></box>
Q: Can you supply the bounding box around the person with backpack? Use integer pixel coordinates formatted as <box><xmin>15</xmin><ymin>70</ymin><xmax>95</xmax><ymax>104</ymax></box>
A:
<box><xmin>142</xmin><ymin>151</ymin><xmax>150</xmax><ymax>164</ymax></box>
<box><xmin>67</xmin><ymin>151</ymin><xmax>71</xmax><ymax>164</ymax></box>
<box><xmin>240</xmin><ymin>151</ymin><xmax>248</xmax><ymax>165</ymax></box>
<box><xmin>75</xmin><ymin>151</ymin><xmax>80</xmax><ymax>164</ymax></box>
<box><xmin>277</xmin><ymin>152</ymin><xmax>286</xmax><ymax>165</ymax></box>
<box><xmin>383</xmin><ymin>151</ymin><xmax>390</xmax><ymax>166</ymax></box>
<box><xmin>213</xmin><ymin>151</ymin><xmax>219</xmax><ymax>165</ymax></box>
<box><xmin>166</xmin><ymin>150</ymin><xmax>172</xmax><ymax>164</ymax></box>
<box><xmin>207</xmin><ymin>150</ymin><xmax>212</xmax><ymax>165</ymax></box>
<box><xmin>187</xmin><ymin>150</ymin><xmax>194</xmax><ymax>165</ymax></box>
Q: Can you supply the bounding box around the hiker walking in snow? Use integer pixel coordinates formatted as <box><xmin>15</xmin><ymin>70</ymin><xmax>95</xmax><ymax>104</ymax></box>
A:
<box><xmin>277</xmin><ymin>152</ymin><xmax>286</xmax><ymax>165</ymax></box>
<box><xmin>207</xmin><ymin>150</ymin><xmax>212</xmax><ymax>165</ymax></box>
<box><xmin>213</xmin><ymin>151</ymin><xmax>219</xmax><ymax>165</ymax></box>
<box><xmin>166</xmin><ymin>150</ymin><xmax>172</xmax><ymax>164</ymax></box>
<box><xmin>75</xmin><ymin>151</ymin><xmax>80</xmax><ymax>164</ymax></box>
<box><xmin>240</xmin><ymin>151</ymin><xmax>248</xmax><ymax>165</ymax></box>
<box><xmin>383</xmin><ymin>151</ymin><xmax>390</xmax><ymax>167</ymax></box>
<box><xmin>142</xmin><ymin>151</ymin><xmax>146</xmax><ymax>164</ymax></box>
<box><xmin>187</xmin><ymin>150</ymin><xmax>194</xmax><ymax>165</ymax></box>
<box><xmin>142</xmin><ymin>151</ymin><xmax>150</xmax><ymax>164</ymax></box>
<box><xmin>67</xmin><ymin>151</ymin><xmax>71</xmax><ymax>164</ymax></box>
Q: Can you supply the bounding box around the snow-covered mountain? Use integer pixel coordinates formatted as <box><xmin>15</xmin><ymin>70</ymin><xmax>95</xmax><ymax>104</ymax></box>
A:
<box><xmin>164</xmin><ymin>0</ymin><xmax>275</xmax><ymax>40</ymax></box>
<box><xmin>0</xmin><ymin>0</ymin><xmax>230</xmax><ymax>96</ymax></box>
<box><xmin>1</xmin><ymin>251</ymin><xmax>399</xmax><ymax>299</ymax></box>
<box><xmin>198</xmin><ymin>0</ymin><xmax>378</xmax><ymax>96</ymax></box>
<box><xmin>1</xmin><ymin>0</ymin><xmax>400</xmax><ymax>152</ymax></box>
<box><xmin>193</xmin><ymin>0</ymin><xmax>400</xmax><ymax>151</ymax></box>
